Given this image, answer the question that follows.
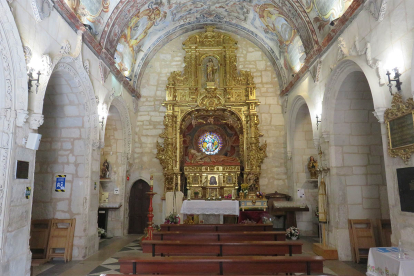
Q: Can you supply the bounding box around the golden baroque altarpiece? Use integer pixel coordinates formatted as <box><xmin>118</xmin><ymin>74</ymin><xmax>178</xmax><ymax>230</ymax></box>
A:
<box><xmin>156</xmin><ymin>27</ymin><xmax>267</xmax><ymax>197</ymax></box>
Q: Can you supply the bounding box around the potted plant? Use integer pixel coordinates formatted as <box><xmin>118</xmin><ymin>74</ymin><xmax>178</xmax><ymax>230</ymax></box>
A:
<box><xmin>286</xmin><ymin>226</ymin><xmax>300</xmax><ymax>240</ymax></box>
<box><xmin>194</xmin><ymin>191</ymin><xmax>199</xmax><ymax>199</ymax></box>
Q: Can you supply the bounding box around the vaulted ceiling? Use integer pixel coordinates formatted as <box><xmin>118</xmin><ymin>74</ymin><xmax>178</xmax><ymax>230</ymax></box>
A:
<box><xmin>61</xmin><ymin>0</ymin><xmax>361</xmax><ymax>96</ymax></box>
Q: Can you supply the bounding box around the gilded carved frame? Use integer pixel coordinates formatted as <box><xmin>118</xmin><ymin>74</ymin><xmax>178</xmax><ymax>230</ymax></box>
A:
<box><xmin>385</xmin><ymin>93</ymin><xmax>414</xmax><ymax>164</ymax></box>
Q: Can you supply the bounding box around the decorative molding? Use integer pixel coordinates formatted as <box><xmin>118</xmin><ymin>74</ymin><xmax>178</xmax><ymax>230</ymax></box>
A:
<box><xmin>28</xmin><ymin>112</ymin><xmax>44</xmax><ymax>129</ymax></box>
<box><xmin>59</xmin><ymin>40</ymin><xmax>71</xmax><ymax>55</ymax></box>
<box><xmin>16</xmin><ymin>110</ymin><xmax>29</xmax><ymax>127</ymax></box>
<box><xmin>99</xmin><ymin>60</ymin><xmax>110</xmax><ymax>84</ymax></box>
<box><xmin>330</xmin><ymin>37</ymin><xmax>349</xmax><ymax>70</ymax></box>
<box><xmin>24</xmin><ymin>46</ymin><xmax>32</xmax><ymax>67</ymax></box>
<box><xmin>364</xmin><ymin>0</ymin><xmax>388</xmax><ymax>22</ymax></box>
<box><xmin>83</xmin><ymin>60</ymin><xmax>90</xmax><ymax>75</ymax></box>
<box><xmin>352</xmin><ymin>37</ymin><xmax>386</xmax><ymax>85</ymax></box>
<box><xmin>41</xmin><ymin>54</ymin><xmax>52</xmax><ymax>76</ymax></box>
<box><xmin>373</xmin><ymin>107</ymin><xmax>387</xmax><ymax>123</ymax></box>
<box><xmin>310</xmin><ymin>59</ymin><xmax>322</xmax><ymax>83</ymax></box>
<box><xmin>31</xmin><ymin>0</ymin><xmax>54</xmax><ymax>22</ymax></box>
<box><xmin>282</xmin><ymin>95</ymin><xmax>289</xmax><ymax>114</ymax></box>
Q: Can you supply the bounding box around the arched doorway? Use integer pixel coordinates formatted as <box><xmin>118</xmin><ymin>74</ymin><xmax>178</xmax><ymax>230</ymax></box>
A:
<box><xmin>326</xmin><ymin>68</ymin><xmax>389</xmax><ymax>260</ymax></box>
<box><xmin>128</xmin><ymin>180</ymin><xmax>150</xmax><ymax>234</ymax></box>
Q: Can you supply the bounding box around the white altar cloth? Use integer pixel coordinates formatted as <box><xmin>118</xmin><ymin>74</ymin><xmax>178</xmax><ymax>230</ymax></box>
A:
<box><xmin>367</xmin><ymin>247</ymin><xmax>414</xmax><ymax>276</ymax></box>
<box><xmin>180</xmin><ymin>200</ymin><xmax>239</xmax><ymax>216</ymax></box>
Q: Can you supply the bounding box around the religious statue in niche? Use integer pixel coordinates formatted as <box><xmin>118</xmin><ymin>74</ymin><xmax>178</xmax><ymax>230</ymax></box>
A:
<box><xmin>247</xmin><ymin>173</ymin><xmax>258</xmax><ymax>192</ymax></box>
<box><xmin>307</xmin><ymin>156</ymin><xmax>318</xmax><ymax>179</ymax></box>
<box><xmin>101</xmin><ymin>159</ymin><xmax>110</xmax><ymax>179</ymax></box>
<box><xmin>206</xmin><ymin>58</ymin><xmax>217</xmax><ymax>82</ymax></box>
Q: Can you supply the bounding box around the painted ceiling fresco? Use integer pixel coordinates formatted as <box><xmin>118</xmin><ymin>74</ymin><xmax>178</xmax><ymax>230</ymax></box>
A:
<box><xmin>68</xmin><ymin>0</ymin><xmax>355</xmax><ymax>89</ymax></box>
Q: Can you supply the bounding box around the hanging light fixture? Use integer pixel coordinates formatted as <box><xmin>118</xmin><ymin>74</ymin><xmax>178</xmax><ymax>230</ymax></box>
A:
<box><xmin>386</xmin><ymin>68</ymin><xmax>402</xmax><ymax>95</ymax></box>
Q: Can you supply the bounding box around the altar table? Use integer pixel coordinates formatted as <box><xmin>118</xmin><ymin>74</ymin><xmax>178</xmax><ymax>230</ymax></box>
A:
<box><xmin>181</xmin><ymin>200</ymin><xmax>239</xmax><ymax>216</ymax></box>
<box><xmin>367</xmin><ymin>247</ymin><xmax>414</xmax><ymax>276</ymax></box>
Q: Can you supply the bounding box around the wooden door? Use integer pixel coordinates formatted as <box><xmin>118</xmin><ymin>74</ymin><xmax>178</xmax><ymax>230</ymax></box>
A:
<box><xmin>128</xmin><ymin>180</ymin><xmax>150</xmax><ymax>234</ymax></box>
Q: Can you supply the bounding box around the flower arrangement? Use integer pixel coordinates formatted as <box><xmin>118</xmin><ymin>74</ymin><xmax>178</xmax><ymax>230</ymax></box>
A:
<box><xmin>256</xmin><ymin>191</ymin><xmax>264</xmax><ymax>198</ymax></box>
<box><xmin>98</xmin><ymin>227</ymin><xmax>106</xmax><ymax>238</ymax></box>
<box><xmin>224</xmin><ymin>193</ymin><xmax>232</xmax><ymax>199</ymax></box>
<box><xmin>164</xmin><ymin>213</ymin><xmax>180</xmax><ymax>224</ymax></box>
<box><xmin>153</xmin><ymin>224</ymin><xmax>161</xmax><ymax>231</ymax></box>
<box><xmin>286</xmin><ymin>226</ymin><xmax>300</xmax><ymax>240</ymax></box>
<box><xmin>241</xmin><ymin>183</ymin><xmax>249</xmax><ymax>193</ymax></box>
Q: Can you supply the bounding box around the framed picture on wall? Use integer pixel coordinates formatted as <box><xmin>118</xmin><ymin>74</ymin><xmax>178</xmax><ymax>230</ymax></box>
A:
<box><xmin>397</xmin><ymin>167</ymin><xmax>414</xmax><ymax>213</ymax></box>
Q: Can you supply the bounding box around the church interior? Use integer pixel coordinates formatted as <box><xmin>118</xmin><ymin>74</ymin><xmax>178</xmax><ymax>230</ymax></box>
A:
<box><xmin>1</xmin><ymin>0</ymin><xmax>414</xmax><ymax>275</ymax></box>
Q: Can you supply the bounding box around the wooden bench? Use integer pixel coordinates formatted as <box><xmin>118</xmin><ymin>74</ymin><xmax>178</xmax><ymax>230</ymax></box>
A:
<box><xmin>142</xmin><ymin>240</ymin><xmax>302</xmax><ymax>257</ymax></box>
<box><xmin>119</xmin><ymin>256</ymin><xmax>324</xmax><ymax>275</ymax></box>
<box><xmin>154</xmin><ymin>231</ymin><xmax>286</xmax><ymax>241</ymax></box>
<box><xmin>160</xmin><ymin>224</ymin><xmax>273</xmax><ymax>232</ymax></box>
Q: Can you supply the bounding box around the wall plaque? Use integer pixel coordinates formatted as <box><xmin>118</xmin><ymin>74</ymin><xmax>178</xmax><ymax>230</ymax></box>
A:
<box><xmin>385</xmin><ymin>94</ymin><xmax>414</xmax><ymax>164</ymax></box>
<box><xmin>388</xmin><ymin>112</ymin><xmax>414</xmax><ymax>149</ymax></box>
<box><xmin>397</xmin><ymin>167</ymin><xmax>414</xmax><ymax>213</ymax></box>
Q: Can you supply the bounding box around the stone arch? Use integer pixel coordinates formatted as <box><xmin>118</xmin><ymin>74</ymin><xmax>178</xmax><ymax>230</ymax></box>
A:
<box><xmin>106</xmin><ymin>96</ymin><xmax>132</xmax><ymax>158</ymax></box>
<box><xmin>321</xmin><ymin>58</ymin><xmax>389</xmax><ymax>260</ymax></box>
<box><xmin>0</xmin><ymin>0</ymin><xmax>30</xmax><ymax>273</ymax></box>
<box><xmin>32</xmin><ymin>57</ymin><xmax>100</xmax><ymax>259</ymax></box>
<box><xmin>286</xmin><ymin>96</ymin><xmax>318</xmax><ymax>235</ymax></box>
<box><xmin>286</xmin><ymin>95</ymin><xmax>315</xmax><ymax>158</ymax></box>
<box><xmin>322</xmin><ymin>58</ymin><xmax>387</xmax><ymax>136</ymax></box>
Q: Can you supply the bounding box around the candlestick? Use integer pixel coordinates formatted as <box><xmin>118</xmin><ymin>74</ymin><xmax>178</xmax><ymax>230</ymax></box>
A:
<box><xmin>178</xmin><ymin>175</ymin><xmax>181</xmax><ymax>192</ymax></box>
<box><xmin>143</xmin><ymin>183</ymin><xmax>156</xmax><ymax>241</ymax></box>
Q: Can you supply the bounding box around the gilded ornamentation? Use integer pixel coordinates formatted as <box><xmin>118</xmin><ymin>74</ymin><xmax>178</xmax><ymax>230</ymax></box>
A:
<box><xmin>156</xmin><ymin>27</ymin><xmax>266</xmax><ymax>195</ymax></box>
<box><xmin>384</xmin><ymin>94</ymin><xmax>414</xmax><ymax>164</ymax></box>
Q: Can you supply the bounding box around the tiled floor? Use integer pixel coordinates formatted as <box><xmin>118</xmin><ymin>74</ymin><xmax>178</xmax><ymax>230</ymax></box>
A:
<box><xmin>34</xmin><ymin>235</ymin><xmax>367</xmax><ymax>276</ymax></box>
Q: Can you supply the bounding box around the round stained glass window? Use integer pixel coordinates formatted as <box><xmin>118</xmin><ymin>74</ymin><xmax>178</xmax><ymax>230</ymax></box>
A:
<box><xmin>198</xmin><ymin>132</ymin><xmax>222</xmax><ymax>155</ymax></box>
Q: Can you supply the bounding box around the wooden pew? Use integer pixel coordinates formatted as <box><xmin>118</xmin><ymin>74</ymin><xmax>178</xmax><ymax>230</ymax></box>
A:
<box><xmin>142</xmin><ymin>240</ymin><xmax>302</xmax><ymax>257</ymax></box>
<box><xmin>119</xmin><ymin>256</ymin><xmax>324</xmax><ymax>275</ymax></box>
<box><xmin>160</xmin><ymin>224</ymin><xmax>273</xmax><ymax>232</ymax></box>
<box><xmin>154</xmin><ymin>231</ymin><xmax>286</xmax><ymax>241</ymax></box>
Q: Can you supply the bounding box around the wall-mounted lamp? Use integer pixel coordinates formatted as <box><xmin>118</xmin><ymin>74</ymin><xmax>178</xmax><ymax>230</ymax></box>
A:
<box><xmin>28</xmin><ymin>69</ymin><xmax>41</xmax><ymax>93</ymax></box>
<box><xmin>316</xmin><ymin>115</ymin><xmax>321</xmax><ymax>130</ymax></box>
<box><xmin>386</xmin><ymin>67</ymin><xmax>402</xmax><ymax>95</ymax></box>
<box><xmin>99</xmin><ymin>107</ymin><xmax>108</xmax><ymax>130</ymax></box>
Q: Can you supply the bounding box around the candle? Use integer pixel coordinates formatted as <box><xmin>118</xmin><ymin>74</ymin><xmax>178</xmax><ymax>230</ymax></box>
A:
<box><xmin>150</xmin><ymin>174</ymin><xmax>153</xmax><ymax>186</ymax></box>
<box><xmin>178</xmin><ymin>176</ymin><xmax>181</xmax><ymax>191</ymax></box>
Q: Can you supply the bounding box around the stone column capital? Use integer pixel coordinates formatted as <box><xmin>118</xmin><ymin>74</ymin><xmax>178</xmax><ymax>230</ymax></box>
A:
<box><xmin>373</xmin><ymin>107</ymin><xmax>387</xmax><ymax>123</ymax></box>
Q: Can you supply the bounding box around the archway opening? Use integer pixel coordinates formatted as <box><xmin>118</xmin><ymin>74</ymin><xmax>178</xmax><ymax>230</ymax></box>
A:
<box><xmin>292</xmin><ymin>103</ymin><xmax>318</xmax><ymax>236</ymax></box>
<box><xmin>98</xmin><ymin>105</ymin><xmax>126</xmax><ymax>238</ymax></box>
<box><xmin>330</xmin><ymin>70</ymin><xmax>390</xmax><ymax>259</ymax></box>
<box><xmin>31</xmin><ymin>70</ymin><xmax>88</xmax><ymax>259</ymax></box>
<box><xmin>128</xmin><ymin>180</ymin><xmax>150</xmax><ymax>234</ymax></box>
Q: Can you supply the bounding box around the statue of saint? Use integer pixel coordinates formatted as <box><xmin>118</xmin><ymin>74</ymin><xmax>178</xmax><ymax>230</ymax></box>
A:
<box><xmin>101</xmin><ymin>159</ymin><xmax>110</xmax><ymax>179</ymax></box>
<box><xmin>206</xmin><ymin>58</ymin><xmax>217</xmax><ymax>82</ymax></box>
<box><xmin>247</xmin><ymin>173</ymin><xmax>258</xmax><ymax>192</ymax></box>
<box><xmin>307</xmin><ymin>156</ymin><xmax>318</xmax><ymax>179</ymax></box>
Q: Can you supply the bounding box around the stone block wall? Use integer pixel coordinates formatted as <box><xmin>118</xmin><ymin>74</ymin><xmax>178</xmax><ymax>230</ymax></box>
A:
<box><xmin>330</xmin><ymin>71</ymin><xmax>389</xmax><ymax>223</ymax></box>
<box><xmin>292</xmin><ymin>105</ymin><xmax>318</xmax><ymax>235</ymax></box>
<box><xmin>32</xmin><ymin>72</ymin><xmax>89</xmax><ymax>259</ymax></box>
<box><xmin>129</xmin><ymin>30</ymin><xmax>288</xmax><ymax>224</ymax></box>
<box><xmin>102</xmin><ymin>105</ymin><xmax>125</xmax><ymax>237</ymax></box>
